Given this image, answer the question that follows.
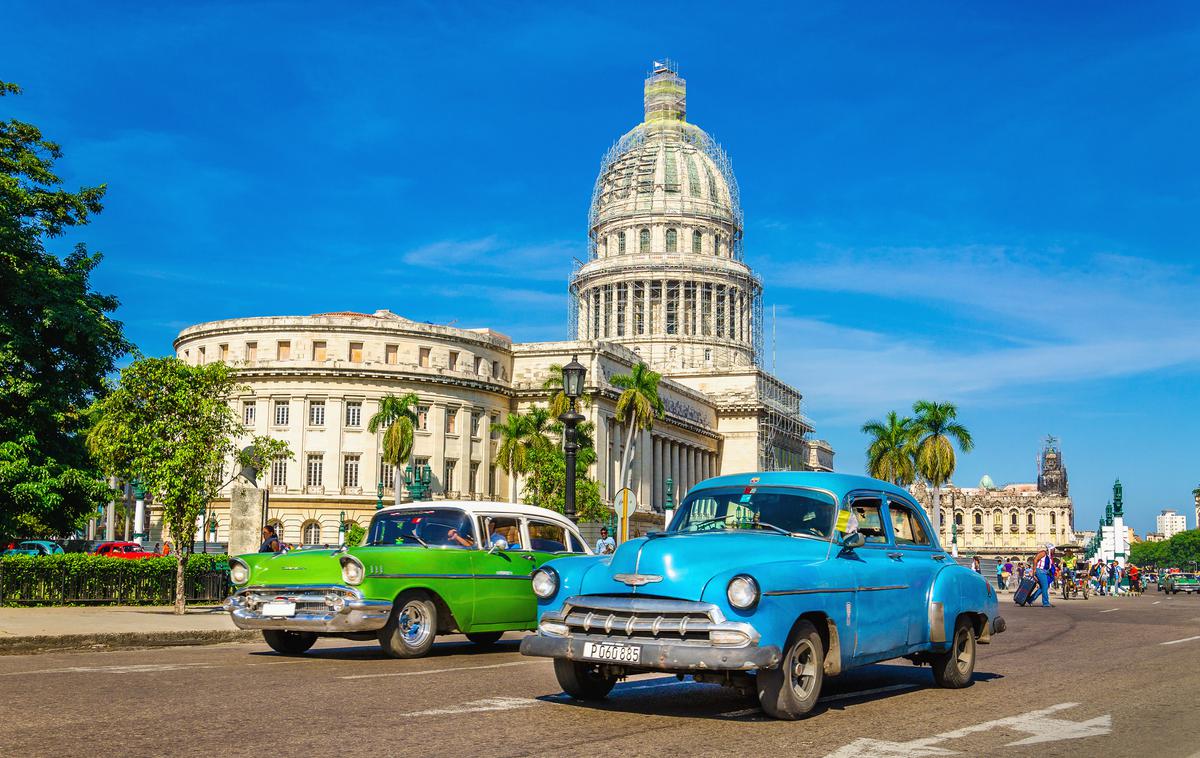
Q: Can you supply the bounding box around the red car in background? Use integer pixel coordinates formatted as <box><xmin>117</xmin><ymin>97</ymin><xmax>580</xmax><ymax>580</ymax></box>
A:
<box><xmin>93</xmin><ymin>541</ymin><xmax>161</xmax><ymax>559</ymax></box>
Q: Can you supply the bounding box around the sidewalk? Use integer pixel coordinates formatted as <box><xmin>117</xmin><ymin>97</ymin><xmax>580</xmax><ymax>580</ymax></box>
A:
<box><xmin>0</xmin><ymin>604</ymin><xmax>256</xmax><ymax>654</ymax></box>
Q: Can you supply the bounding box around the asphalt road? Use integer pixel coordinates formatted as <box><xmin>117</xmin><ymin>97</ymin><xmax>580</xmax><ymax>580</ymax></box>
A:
<box><xmin>3</xmin><ymin>593</ymin><xmax>1200</xmax><ymax>757</ymax></box>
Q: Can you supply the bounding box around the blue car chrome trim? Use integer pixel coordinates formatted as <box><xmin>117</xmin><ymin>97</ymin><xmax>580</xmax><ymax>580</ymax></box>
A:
<box><xmin>762</xmin><ymin>584</ymin><xmax>909</xmax><ymax>596</ymax></box>
<box><xmin>613</xmin><ymin>573</ymin><xmax>663</xmax><ymax>586</ymax></box>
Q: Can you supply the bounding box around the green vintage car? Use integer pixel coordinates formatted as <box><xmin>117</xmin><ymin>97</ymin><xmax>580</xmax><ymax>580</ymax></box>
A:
<box><xmin>1163</xmin><ymin>573</ymin><xmax>1199</xmax><ymax>594</ymax></box>
<box><xmin>225</xmin><ymin>501</ymin><xmax>592</xmax><ymax>657</ymax></box>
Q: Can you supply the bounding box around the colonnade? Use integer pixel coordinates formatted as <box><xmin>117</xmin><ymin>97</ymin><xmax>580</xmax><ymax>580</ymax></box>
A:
<box><xmin>595</xmin><ymin>413</ymin><xmax>717</xmax><ymax>514</ymax></box>
<box><xmin>580</xmin><ymin>279</ymin><xmax>754</xmax><ymax>347</ymax></box>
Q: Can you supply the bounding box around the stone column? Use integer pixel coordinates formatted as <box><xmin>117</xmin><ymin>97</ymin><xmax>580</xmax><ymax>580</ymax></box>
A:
<box><xmin>642</xmin><ymin>279</ymin><xmax>651</xmax><ymax>336</ymax></box>
<box><xmin>652</xmin><ymin>436</ymin><xmax>662</xmax><ymax>510</ymax></box>
<box><xmin>431</xmin><ymin>404</ymin><xmax>447</xmax><ymax>494</ymax></box>
<box><xmin>105</xmin><ymin>476</ymin><xmax>117</xmax><ymax>541</ymax></box>
<box><xmin>480</xmin><ymin>410</ymin><xmax>493</xmax><ymax>497</ymax></box>
<box><xmin>458</xmin><ymin>407</ymin><xmax>471</xmax><ymax>494</ymax></box>
<box><xmin>639</xmin><ymin>427</ymin><xmax>653</xmax><ymax>509</ymax></box>
<box><xmin>594</xmin><ymin>411</ymin><xmax>608</xmax><ymax>497</ymax></box>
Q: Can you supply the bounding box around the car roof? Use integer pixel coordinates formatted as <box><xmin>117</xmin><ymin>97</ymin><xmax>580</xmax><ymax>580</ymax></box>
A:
<box><xmin>376</xmin><ymin>500</ymin><xmax>582</xmax><ymax>527</ymax></box>
<box><xmin>689</xmin><ymin>471</ymin><xmax>917</xmax><ymax>502</ymax></box>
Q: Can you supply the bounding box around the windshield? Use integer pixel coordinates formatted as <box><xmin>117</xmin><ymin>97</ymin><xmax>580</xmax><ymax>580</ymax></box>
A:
<box><xmin>669</xmin><ymin>486</ymin><xmax>838</xmax><ymax>539</ymax></box>
<box><xmin>366</xmin><ymin>508</ymin><xmax>475</xmax><ymax>548</ymax></box>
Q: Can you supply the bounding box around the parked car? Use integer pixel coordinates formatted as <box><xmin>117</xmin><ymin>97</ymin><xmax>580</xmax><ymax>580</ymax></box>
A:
<box><xmin>225</xmin><ymin>501</ymin><xmax>593</xmax><ymax>657</ymax></box>
<box><xmin>3</xmin><ymin>540</ymin><xmax>64</xmax><ymax>557</ymax></box>
<box><xmin>93</xmin><ymin>541</ymin><xmax>161</xmax><ymax>559</ymax></box>
<box><xmin>1162</xmin><ymin>573</ymin><xmax>1199</xmax><ymax>594</ymax></box>
<box><xmin>520</xmin><ymin>472</ymin><xmax>1005</xmax><ymax>720</ymax></box>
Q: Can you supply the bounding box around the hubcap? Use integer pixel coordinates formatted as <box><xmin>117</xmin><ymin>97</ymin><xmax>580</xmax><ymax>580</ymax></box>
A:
<box><xmin>789</xmin><ymin>639</ymin><xmax>818</xmax><ymax>699</ymax></box>
<box><xmin>398</xmin><ymin>602</ymin><xmax>431</xmax><ymax>646</ymax></box>
<box><xmin>955</xmin><ymin>630</ymin><xmax>971</xmax><ymax>672</ymax></box>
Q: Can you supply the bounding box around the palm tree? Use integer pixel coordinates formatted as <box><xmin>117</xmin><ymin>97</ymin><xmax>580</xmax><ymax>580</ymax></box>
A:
<box><xmin>367</xmin><ymin>393</ymin><xmax>420</xmax><ymax>505</ymax></box>
<box><xmin>496</xmin><ymin>412</ymin><xmax>532</xmax><ymax>501</ymax></box>
<box><xmin>543</xmin><ymin>364</ymin><xmax>591</xmax><ymax>419</ymax></box>
<box><xmin>611</xmin><ymin>363</ymin><xmax>665</xmax><ymax>492</ymax></box>
<box><xmin>522</xmin><ymin>405</ymin><xmax>556</xmax><ymax>452</ymax></box>
<box><xmin>861</xmin><ymin>411</ymin><xmax>918</xmax><ymax>486</ymax></box>
<box><xmin>912</xmin><ymin>400</ymin><xmax>974</xmax><ymax>537</ymax></box>
<box><xmin>1193</xmin><ymin>484</ymin><xmax>1200</xmax><ymax>503</ymax></box>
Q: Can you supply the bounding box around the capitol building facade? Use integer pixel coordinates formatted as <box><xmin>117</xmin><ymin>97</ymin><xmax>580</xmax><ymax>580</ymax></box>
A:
<box><xmin>169</xmin><ymin>63</ymin><xmax>834</xmax><ymax>548</ymax></box>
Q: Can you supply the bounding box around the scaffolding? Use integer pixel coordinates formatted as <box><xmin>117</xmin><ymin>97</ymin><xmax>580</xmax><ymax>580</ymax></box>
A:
<box><xmin>756</xmin><ymin>373</ymin><xmax>813</xmax><ymax>471</ymax></box>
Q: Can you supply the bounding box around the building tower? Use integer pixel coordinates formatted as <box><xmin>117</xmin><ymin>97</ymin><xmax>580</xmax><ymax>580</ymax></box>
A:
<box><xmin>1037</xmin><ymin>435</ymin><xmax>1068</xmax><ymax>496</ymax></box>
<box><xmin>570</xmin><ymin>60</ymin><xmax>762</xmax><ymax>373</ymax></box>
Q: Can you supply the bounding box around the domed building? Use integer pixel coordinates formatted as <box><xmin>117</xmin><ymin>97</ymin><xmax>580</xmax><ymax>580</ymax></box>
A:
<box><xmin>162</xmin><ymin>62</ymin><xmax>834</xmax><ymax>550</ymax></box>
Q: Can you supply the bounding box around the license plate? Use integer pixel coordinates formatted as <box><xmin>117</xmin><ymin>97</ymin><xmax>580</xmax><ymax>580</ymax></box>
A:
<box><xmin>261</xmin><ymin>601</ymin><xmax>296</xmax><ymax>617</ymax></box>
<box><xmin>582</xmin><ymin>641</ymin><xmax>641</xmax><ymax>663</ymax></box>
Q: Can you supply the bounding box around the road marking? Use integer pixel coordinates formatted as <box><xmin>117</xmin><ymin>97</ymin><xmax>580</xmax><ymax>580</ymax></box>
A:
<box><xmin>403</xmin><ymin>696</ymin><xmax>539</xmax><ymax>717</ymax></box>
<box><xmin>1152</xmin><ymin>601</ymin><xmax>1160</xmax><ymax>605</ymax></box>
<box><xmin>1098</xmin><ymin>608</ymin><xmax>1119</xmax><ymax>613</ymax></box>
<box><xmin>0</xmin><ymin>662</ymin><xmax>215</xmax><ymax>676</ymax></box>
<box><xmin>824</xmin><ymin>702</ymin><xmax>1110</xmax><ymax>757</ymax></box>
<box><xmin>338</xmin><ymin>659</ymin><xmax>544</xmax><ymax>680</ymax></box>
<box><xmin>1160</xmin><ymin>635</ymin><xmax>1200</xmax><ymax>646</ymax></box>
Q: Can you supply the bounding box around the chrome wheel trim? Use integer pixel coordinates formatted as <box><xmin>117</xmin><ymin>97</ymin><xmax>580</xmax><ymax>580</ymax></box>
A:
<box><xmin>954</xmin><ymin>628</ymin><xmax>972</xmax><ymax>672</ymax></box>
<box><xmin>789</xmin><ymin>639</ymin><xmax>818</xmax><ymax>700</ymax></box>
<box><xmin>398</xmin><ymin>601</ymin><xmax>431</xmax><ymax>646</ymax></box>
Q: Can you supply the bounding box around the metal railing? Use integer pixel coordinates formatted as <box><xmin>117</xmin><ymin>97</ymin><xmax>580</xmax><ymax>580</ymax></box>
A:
<box><xmin>0</xmin><ymin>567</ymin><xmax>231</xmax><ymax>606</ymax></box>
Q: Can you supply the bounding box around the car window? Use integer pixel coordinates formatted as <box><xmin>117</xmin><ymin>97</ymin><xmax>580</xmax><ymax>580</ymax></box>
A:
<box><xmin>566</xmin><ymin>530</ymin><xmax>589</xmax><ymax>554</ymax></box>
<box><xmin>849</xmin><ymin>497</ymin><xmax>888</xmax><ymax>543</ymax></box>
<box><xmin>366</xmin><ymin>508</ymin><xmax>475</xmax><ymax>548</ymax></box>
<box><xmin>889</xmin><ymin>503</ymin><xmax>931</xmax><ymax>546</ymax></box>
<box><xmin>670</xmin><ymin>486</ymin><xmax>837</xmax><ymax>538</ymax></box>
<box><xmin>527</xmin><ymin>520</ymin><xmax>569</xmax><ymax>553</ymax></box>
<box><xmin>483</xmin><ymin>516</ymin><xmax>522</xmax><ymax>550</ymax></box>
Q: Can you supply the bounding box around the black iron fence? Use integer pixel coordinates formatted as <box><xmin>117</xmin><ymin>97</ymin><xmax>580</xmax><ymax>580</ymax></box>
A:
<box><xmin>0</xmin><ymin>557</ymin><xmax>231</xmax><ymax>606</ymax></box>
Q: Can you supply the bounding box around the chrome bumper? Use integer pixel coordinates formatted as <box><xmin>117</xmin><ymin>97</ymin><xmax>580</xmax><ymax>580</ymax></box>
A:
<box><xmin>520</xmin><ymin>632</ymin><xmax>780</xmax><ymax>671</ymax></box>
<box><xmin>224</xmin><ymin>585</ymin><xmax>393</xmax><ymax>634</ymax></box>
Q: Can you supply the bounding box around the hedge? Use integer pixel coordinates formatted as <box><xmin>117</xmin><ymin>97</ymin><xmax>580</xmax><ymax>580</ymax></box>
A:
<box><xmin>0</xmin><ymin>553</ymin><xmax>231</xmax><ymax>606</ymax></box>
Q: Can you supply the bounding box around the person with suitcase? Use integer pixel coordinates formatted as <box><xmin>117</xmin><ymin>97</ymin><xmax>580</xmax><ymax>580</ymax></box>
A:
<box><xmin>1026</xmin><ymin>544</ymin><xmax>1055</xmax><ymax>607</ymax></box>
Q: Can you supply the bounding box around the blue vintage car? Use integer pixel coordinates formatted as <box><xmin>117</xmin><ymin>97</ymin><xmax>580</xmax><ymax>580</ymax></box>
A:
<box><xmin>520</xmin><ymin>471</ymin><xmax>1004</xmax><ymax>719</ymax></box>
<box><xmin>3</xmin><ymin>540</ymin><xmax>64</xmax><ymax>557</ymax></box>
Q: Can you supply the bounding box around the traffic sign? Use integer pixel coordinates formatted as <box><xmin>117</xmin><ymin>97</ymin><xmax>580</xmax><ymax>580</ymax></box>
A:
<box><xmin>615</xmin><ymin>487</ymin><xmax>637</xmax><ymax>542</ymax></box>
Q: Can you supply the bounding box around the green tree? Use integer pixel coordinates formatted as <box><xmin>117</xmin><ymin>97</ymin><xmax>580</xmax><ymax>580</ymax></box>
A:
<box><xmin>912</xmin><ymin>400</ymin><xmax>974</xmax><ymax>536</ymax></box>
<box><xmin>496</xmin><ymin>412</ymin><xmax>531</xmax><ymax>501</ymax></box>
<box><xmin>542</xmin><ymin>363</ymin><xmax>592</xmax><ymax>419</ymax></box>
<box><xmin>861</xmin><ymin>411</ymin><xmax>918</xmax><ymax>486</ymax></box>
<box><xmin>611</xmin><ymin>363</ymin><xmax>665</xmax><ymax>492</ymax></box>
<box><xmin>522</xmin><ymin>421</ymin><xmax>607</xmax><ymax>523</ymax></box>
<box><xmin>0</xmin><ymin>81</ymin><xmax>130</xmax><ymax>537</ymax></box>
<box><xmin>1129</xmin><ymin>540</ymin><xmax>1165</xmax><ymax>567</ymax></box>
<box><xmin>1166</xmin><ymin>530</ymin><xmax>1200</xmax><ymax>569</ymax></box>
<box><xmin>87</xmin><ymin>358</ymin><xmax>246</xmax><ymax>613</ymax></box>
<box><xmin>367</xmin><ymin>393</ymin><xmax>420</xmax><ymax>505</ymax></box>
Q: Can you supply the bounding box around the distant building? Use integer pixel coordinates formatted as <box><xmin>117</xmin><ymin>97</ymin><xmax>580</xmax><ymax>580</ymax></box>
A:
<box><xmin>1157</xmin><ymin>509</ymin><xmax>1188</xmax><ymax>540</ymax></box>
<box><xmin>911</xmin><ymin>437</ymin><xmax>1074</xmax><ymax>558</ymax></box>
<box><xmin>1144</xmin><ymin>532</ymin><xmax>1166</xmax><ymax>543</ymax></box>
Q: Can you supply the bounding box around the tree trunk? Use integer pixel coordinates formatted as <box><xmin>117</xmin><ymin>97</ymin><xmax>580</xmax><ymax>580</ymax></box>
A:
<box><xmin>174</xmin><ymin>546</ymin><xmax>188</xmax><ymax>615</ymax></box>
<box><xmin>932</xmin><ymin>485</ymin><xmax>942</xmax><ymax>542</ymax></box>
<box><xmin>394</xmin><ymin>460</ymin><xmax>403</xmax><ymax>506</ymax></box>
<box><xmin>619</xmin><ymin>419</ymin><xmax>638</xmax><ymax>492</ymax></box>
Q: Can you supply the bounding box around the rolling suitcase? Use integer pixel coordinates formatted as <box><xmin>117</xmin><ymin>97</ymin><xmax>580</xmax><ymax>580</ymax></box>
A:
<box><xmin>1013</xmin><ymin>576</ymin><xmax>1038</xmax><ymax>606</ymax></box>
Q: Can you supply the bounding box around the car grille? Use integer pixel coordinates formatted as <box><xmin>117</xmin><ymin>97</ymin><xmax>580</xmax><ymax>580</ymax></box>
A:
<box><xmin>239</xmin><ymin>586</ymin><xmax>357</xmax><ymax>615</ymax></box>
<box><xmin>561</xmin><ymin>596</ymin><xmax>719</xmax><ymax>644</ymax></box>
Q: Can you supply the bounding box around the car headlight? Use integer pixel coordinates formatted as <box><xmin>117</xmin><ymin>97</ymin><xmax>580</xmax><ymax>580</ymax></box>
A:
<box><xmin>229</xmin><ymin>559</ymin><xmax>250</xmax><ymax>585</ymax></box>
<box><xmin>727</xmin><ymin>574</ymin><xmax>760</xmax><ymax>610</ymax></box>
<box><xmin>340</xmin><ymin>555</ymin><xmax>365</xmax><ymax>585</ymax></box>
<box><xmin>531</xmin><ymin>566</ymin><xmax>559</xmax><ymax>599</ymax></box>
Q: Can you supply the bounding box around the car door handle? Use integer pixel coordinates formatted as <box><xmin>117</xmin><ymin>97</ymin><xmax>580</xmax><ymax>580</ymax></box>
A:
<box><xmin>522</xmin><ymin>554</ymin><xmax>536</xmax><ymax>562</ymax></box>
<box><xmin>887</xmin><ymin>552</ymin><xmax>903</xmax><ymax>560</ymax></box>
<box><xmin>932</xmin><ymin>554</ymin><xmax>947</xmax><ymax>561</ymax></box>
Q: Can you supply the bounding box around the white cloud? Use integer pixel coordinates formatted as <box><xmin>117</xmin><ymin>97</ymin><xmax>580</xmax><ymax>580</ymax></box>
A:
<box><xmin>396</xmin><ymin>236</ymin><xmax>583</xmax><ymax>281</ymax></box>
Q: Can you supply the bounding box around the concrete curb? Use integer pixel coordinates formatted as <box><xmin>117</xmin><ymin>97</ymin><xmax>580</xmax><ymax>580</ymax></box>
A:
<box><xmin>0</xmin><ymin>629</ymin><xmax>259</xmax><ymax>655</ymax></box>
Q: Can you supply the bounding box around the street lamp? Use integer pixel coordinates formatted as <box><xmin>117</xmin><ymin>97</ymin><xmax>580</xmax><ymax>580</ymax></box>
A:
<box><xmin>339</xmin><ymin>510</ymin><xmax>346</xmax><ymax>546</ymax></box>
<box><xmin>376</xmin><ymin>481</ymin><xmax>384</xmax><ymax>510</ymax></box>
<box><xmin>558</xmin><ymin>354</ymin><xmax>587</xmax><ymax>522</ymax></box>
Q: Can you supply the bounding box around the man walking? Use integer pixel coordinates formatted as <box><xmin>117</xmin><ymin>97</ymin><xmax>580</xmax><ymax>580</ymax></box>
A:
<box><xmin>1029</xmin><ymin>543</ymin><xmax>1055</xmax><ymax>607</ymax></box>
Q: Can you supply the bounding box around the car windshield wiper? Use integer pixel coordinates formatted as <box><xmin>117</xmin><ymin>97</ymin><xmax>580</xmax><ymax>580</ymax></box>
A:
<box><xmin>746</xmin><ymin>521</ymin><xmax>794</xmax><ymax>537</ymax></box>
<box><xmin>395</xmin><ymin>533</ymin><xmax>429</xmax><ymax>548</ymax></box>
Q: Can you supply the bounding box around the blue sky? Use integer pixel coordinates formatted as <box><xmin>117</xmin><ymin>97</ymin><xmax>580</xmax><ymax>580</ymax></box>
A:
<box><xmin>6</xmin><ymin>1</ymin><xmax>1199</xmax><ymax>535</ymax></box>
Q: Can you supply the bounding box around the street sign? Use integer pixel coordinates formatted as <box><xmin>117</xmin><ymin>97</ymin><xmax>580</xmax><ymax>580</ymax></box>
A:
<box><xmin>615</xmin><ymin>487</ymin><xmax>637</xmax><ymax>542</ymax></box>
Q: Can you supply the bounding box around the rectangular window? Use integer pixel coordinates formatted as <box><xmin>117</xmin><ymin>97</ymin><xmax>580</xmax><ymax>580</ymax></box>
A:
<box><xmin>849</xmin><ymin>497</ymin><xmax>887</xmax><ymax>543</ymax></box>
<box><xmin>380</xmin><ymin>461</ymin><xmax>395</xmax><ymax>489</ymax></box>
<box><xmin>469</xmin><ymin>462</ymin><xmax>479</xmax><ymax>495</ymax></box>
<box><xmin>349</xmin><ymin>342</ymin><xmax>363</xmax><ymax>362</ymax></box>
<box><xmin>490</xmin><ymin>413</ymin><xmax>500</xmax><ymax>439</ymax></box>
<box><xmin>345</xmin><ymin>401</ymin><xmax>362</xmax><ymax>427</ymax></box>
<box><xmin>219</xmin><ymin>344</ymin><xmax>229</xmax><ymax>362</ymax></box>
<box><xmin>471</xmin><ymin>411</ymin><xmax>481</xmax><ymax>437</ymax></box>
<box><xmin>448</xmin><ymin>351</ymin><xmax>458</xmax><ymax>371</ymax></box>
<box><xmin>198</xmin><ymin>346</ymin><xmax>206</xmax><ymax>363</ymax></box>
<box><xmin>491</xmin><ymin>360</ymin><xmax>500</xmax><ymax>379</ymax></box>
<box><xmin>446</xmin><ymin>409</ymin><xmax>457</xmax><ymax>435</ymax></box>
<box><xmin>274</xmin><ymin>400</ymin><xmax>289</xmax><ymax>426</ymax></box>
<box><xmin>242</xmin><ymin>401</ymin><xmax>256</xmax><ymax>426</ymax></box>
<box><xmin>306</xmin><ymin>454</ymin><xmax>324</xmax><ymax>487</ymax></box>
<box><xmin>270</xmin><ymin>458</ymin><xmax>287</xmax><ymax>487</ymax></box>
<box><xmin>246</xmin><ymin>341</ymin><xmax>257</xmax><ymax>361</ymax></box>
<box><xmin>417</xmin><ymin>405</ymin><xmax>429</xmax><ymax>431</ymax></box>
<box><xmin>277</xmin><ymin>341</ymin><xmax>291</xmax><ymax>360</ymax></box>
<box><xmin>889</xmin><ymin>503</ymin><xmax>930</xmax><ymax>546</ymax></box>
<box><xmin>385</xmin><ymin>344</ymin><xmax>398</xmax><ymax>365</ymax></box>
<box><xmin>444</xmin><ymin>459</ymin><xmax>457</xmax><ymax>490</ymax></box>
<box><xmin>343</xmin><ymin>454</ymin><xmax>361</xmax><ymax>488</ymax></box>
<box><xmin>473</xmin><ymin>356</ymin><xmax>482</xmax><ymax>374</ymax></box>
<box><xmin>312</xmin><ymin>341</ymin><xmax>327</xmax><ymax>361</ymax></box>
<box><xmin>419</xmin><ymin>347</ymin><xmax>431</xmax><ymax>367</ymax></box>
<box><xmin>309</xmin><ymin>400</ymin><xmax>325</xmax><ymax>426</ymax></box>
<box><xmin>528</xmin><ymin>519</ymin><xmax>569</xmax><ymax>552</ymax></box>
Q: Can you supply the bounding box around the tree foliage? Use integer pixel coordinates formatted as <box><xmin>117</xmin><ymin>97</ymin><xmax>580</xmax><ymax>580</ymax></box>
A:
<box><xmin>368</xmin><ymin>393</ymin><xmax>419</xmax><ymax>504</ymax></box>
<box><xmin>0</xmin><ymin>81</ymin><xmax>130</xmax><ymax>537</ymax></box>
<box><xmin>861</xmin><ymin>411</ymin><xmax>918</xmax><ymax>486</ymax></box>
<box><xmin>522</xmin><ymin>420</ymin><xmax>606</xmax><ymax>523</ymax></box>
<box><xmin>87</xmin><ymin>358</ymin><xmax>245</xmax><ymax>613</ymax></box>
<box><xmin>495</xmin><ymin>407</ymin><xmax>555</xmax><ymax>501</ymax></box>
<box><xmin>611</xmin><ymin>363</ymin><xmax>665</xmax><ymax>491</ymax></box>
<box><xmin>1131</xmin><ymin>530</ymin><xmax>1200</xmax><ymax>568</ymax></box>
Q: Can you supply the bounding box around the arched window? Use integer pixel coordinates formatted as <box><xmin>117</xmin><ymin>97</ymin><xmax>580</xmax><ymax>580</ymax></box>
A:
<box><xmin>601</xmin><ymin>237</ymin><xmax>608</xmax><ymax>257</ymax></box>
<box><xmin>301</xmin><ymin>520</ymin><xmax>322</xmax><ymax>545</ymax></box>
<box><xmin>692</xmin><ymin>230</ymin><xmax>702</xmax><ymax>254</ymax></box>
<box><xmin>973</xmin><ymin>511</ymin><xmax>982</xmax><ymax>526</ymax></box>
<box><xmin>1050</xmin><ymin>512</ymin><xmax>1056</xmax><ymax>526</ymax></box>
<box><xmin>666</xmin><ymin>228</ymin><xmax>677</xmax><ymax>253</ymax></box>
<box><xmin>954</xmin><ymin>512</ymin><xmax>963</xmax><ymax>527</ymax></box>
<box><xmin>1026</xmin><ymin>511</ymin><xmax>1035</xmax><ymax>527</ymax></box>
<box><xmin>618</xmin><ymin>232</ymin><xmax>626</xmax><ymax>254</ymax></box>
<box><xmin>993</xmin><ymin>511</ymin><xmax>1001</xmax><ymax>526</ymax></box>
<box><xmin>715</xmin><ymin>234</ymin><xmax>723</xmax><ymax>256</ymax></box>
<box><xmin>639</xmin><ymin>228</ymin><xmax>650</xmax><ymax>253</ymax></box>
<box><xmin>1010</xmin><ymin>511</ymin><xmax>1018</xmax><ymax>526</ymax></box>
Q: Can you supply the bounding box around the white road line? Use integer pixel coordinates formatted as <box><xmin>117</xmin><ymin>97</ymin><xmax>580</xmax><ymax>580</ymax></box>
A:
<box><xmin>0</xmin><ymin>662</ymin><xmax>215</xmax><ymax>676</ymax></box>
<box><xmin>1098</xmin><ymin>608</ymin><xmax>1119</xmax><ymax>613</ymax></box>
<box><xmin>403</xmin><ymin>696</ymin><xmax>540</xmax><ymax>718</ymax></box>
<box><xmin>1152</xmin><ymin>601</ymin><xmax>1160</xmax><ymax>605</ymax></box>
<box><xmin>338</xmin><ymin>659</ymin><xmax>544</xmax><ymax>680</ymax></box>
<box><xmin>1160</xmin><ymin>635</ymin><xmax>1200</xmax><ymax>646</ymax></box>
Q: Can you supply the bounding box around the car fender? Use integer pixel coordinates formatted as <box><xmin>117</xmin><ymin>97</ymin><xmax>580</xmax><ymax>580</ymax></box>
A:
<box><xmin>927</xmin><ymin>564</ymin><xmax>997</xmax><ymax>648</ymax></box>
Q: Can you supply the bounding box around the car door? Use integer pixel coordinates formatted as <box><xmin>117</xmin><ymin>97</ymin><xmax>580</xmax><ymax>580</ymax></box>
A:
<box><xmin>883</xmin><ymin>497</ymin><xmax>943</xmax><ymax>646</ymax></box>
<box><xmin>469</xmin><ymin>514</ymin><xmax>537</xmax><ymax>626</ymax></box>
<box><xmin>843</xmin><ymin>492</ymin><xmax>909</xmax><ymax>659</ymax></box>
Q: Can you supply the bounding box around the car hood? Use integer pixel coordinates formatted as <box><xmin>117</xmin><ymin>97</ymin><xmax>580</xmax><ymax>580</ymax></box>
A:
<box><xmin>243</xmin><ymin>549</ymin><xmax>345</xmax><ymax>586</ymax></box>
<box><xmin>578</xmin><ymin>531</ymin><xmax>833</xmax><ymax>601</ymax></box>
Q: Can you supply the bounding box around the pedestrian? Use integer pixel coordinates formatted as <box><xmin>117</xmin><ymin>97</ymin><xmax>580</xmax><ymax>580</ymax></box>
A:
<box><xmin>153</xmin><ymin>542</ymin><xmax>161</xmax><ymax>554</ymax></box>
<box><xmin>1028</xmin><ymin>544</ymin><xmax>1055</xmax><ymax>607</ymax></box>
<box><xmin>1128</xmin><ymin>564</ymin><xmax>1141</xmax><ymax>596</ymax></box>
<box><xmin>259</xmin><ymin>525</ymin><xmax>281</xmax><ymax>553</ymax></box>
<box><xmin>971</xmin><ymin>555</ymin><xmax>981</xmax><ymax>574</ymax></box>
<box><xmin>995</xmin><ymin>560</ymin><xmax>1006</xmax><ymax>590</ymax></box>
<box><xmin>595</xmin><ymin>527</ymin><xmax>615</xmax><ymax>555</ymax></box>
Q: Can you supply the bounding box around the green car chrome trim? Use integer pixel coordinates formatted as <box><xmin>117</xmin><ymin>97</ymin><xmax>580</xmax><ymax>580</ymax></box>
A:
<box><xmin>368</xmin><ymin>573</ymin><xmax>533</xmax><ymax>580</ymax></box>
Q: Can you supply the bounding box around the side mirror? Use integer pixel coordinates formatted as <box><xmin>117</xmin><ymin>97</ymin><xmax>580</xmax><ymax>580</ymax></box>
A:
<box><xmin>841</xmin><ymin>531</ymin><xmax>865</xmax><ymax>549</ymax></box>
<box><xmin>488</xmin><ymin>538</ymin><xmax>510</xmax><ymax>554</ymax></box>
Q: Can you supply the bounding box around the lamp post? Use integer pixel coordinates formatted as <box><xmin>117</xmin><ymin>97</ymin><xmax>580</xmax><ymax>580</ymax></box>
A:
<box><xmin>664</xmin><ymin>477</ymin><xmax>674</xmax><ymax>529</ymax></box>
<box><xmin>558</xmin><ymin>355</ymin><xmax>587</xmax><ymax>522</ymax></box>
<box><xmin>404</xmin><ymin>463</ymin><xmax>433</xmax><ymax>501</ymax></box>
<box><xmin>339</xmin><ymin>510</ymin><xmax>346</xmax><ymax>546</ymax></box>
<box><xmin>376</xmin><ymin>481</ymin><xmax>384</xmax><ymax>510</ymax></box>
<box><xmin>132</xmin><ymin>479</ymin><xmax>147</xmax><ymax>547</ymax></box>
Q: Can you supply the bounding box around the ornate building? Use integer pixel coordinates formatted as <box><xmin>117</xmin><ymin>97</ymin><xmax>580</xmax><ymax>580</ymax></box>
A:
<box><xmin>913</xmin><ymin>438</ymin><xmax>1076</xmax><ymax>558</ymax></box>
<box><xmin>162</xmin><ymin>62</ymin><xmax>833</xmax><ymax>549</ymax></box>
